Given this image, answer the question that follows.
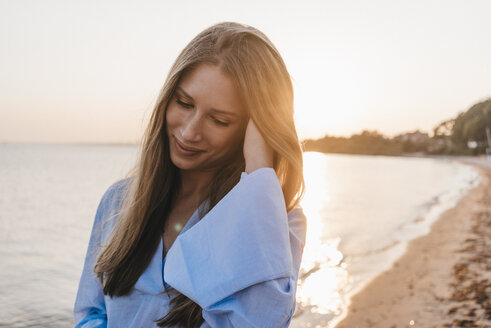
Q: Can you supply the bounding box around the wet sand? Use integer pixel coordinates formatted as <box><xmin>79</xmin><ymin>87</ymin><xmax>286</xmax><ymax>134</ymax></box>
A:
<box><xmin>336</xmin><ymin>161</ymin><xmax>491</xmax><ymax>328</ymax></box>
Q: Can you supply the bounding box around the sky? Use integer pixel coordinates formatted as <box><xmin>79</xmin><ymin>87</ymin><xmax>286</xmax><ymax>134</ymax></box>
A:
<box><xmin>1</xmin><ymin>0</ymin><xmax>490</xmax><ymax>144</ymax></box>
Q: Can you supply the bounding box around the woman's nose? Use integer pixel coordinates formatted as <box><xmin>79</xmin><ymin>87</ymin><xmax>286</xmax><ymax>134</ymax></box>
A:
<box><xmin>181</xmin><ymin>113</ymin><xmax>202</xmax><ymax>142</ymax></box>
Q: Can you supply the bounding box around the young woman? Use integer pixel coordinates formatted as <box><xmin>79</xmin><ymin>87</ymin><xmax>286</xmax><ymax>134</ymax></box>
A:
<box><xmin>74</xmin><ymin>22</ymin><xmax>307</xmax><ymax>328</ymax></box>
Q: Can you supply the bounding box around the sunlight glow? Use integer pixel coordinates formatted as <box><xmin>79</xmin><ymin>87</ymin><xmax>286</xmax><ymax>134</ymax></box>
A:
<box><xmin>296</xmin><ymin>152</ymin><xmax>348</xmax><ymax>320</ymax></box>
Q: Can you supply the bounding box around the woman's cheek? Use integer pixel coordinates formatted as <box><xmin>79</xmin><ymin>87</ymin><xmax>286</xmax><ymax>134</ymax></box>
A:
<box><xmin>166</xmin><ymin>105</ymin><xmax>183</xmax><ymax>129</ymax></box>
<box><xmin>222</xmin><ymin>126</ymin><xmax>246</xmax><ymax>150</ymax></box>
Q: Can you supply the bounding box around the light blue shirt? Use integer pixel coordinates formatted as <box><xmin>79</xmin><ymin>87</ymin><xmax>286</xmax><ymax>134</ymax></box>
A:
<box><xmin>74</xmin><ymin>168</ymin><xmax>307</xmax><ymax>327</ymax></box>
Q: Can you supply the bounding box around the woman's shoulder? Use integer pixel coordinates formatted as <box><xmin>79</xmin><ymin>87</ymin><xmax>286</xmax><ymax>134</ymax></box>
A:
<box><xmin>101</xmin><ymin>177</ymin><xmax>132</xmax><ymax>205</ymax></box>
<box><xmin>288</xmin><ymin>206</ymin><xmax>306</xmax><ymax>221</ymax></box>
<box><xmin>287</xmin><ymin>205</ymin><xmax>307</xmax><ymax>234</ymax></box>
<box><xmin>95</xmin><ymin>177</ymin><xmax>133</xmax><ymax>233</ymax></box>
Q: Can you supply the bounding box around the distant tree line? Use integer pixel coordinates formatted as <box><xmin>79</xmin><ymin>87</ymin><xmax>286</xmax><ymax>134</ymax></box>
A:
<box><xmin>303</xmin><ymin>97</ymin><xmax>491</xmax><ymax>156</ymax></box>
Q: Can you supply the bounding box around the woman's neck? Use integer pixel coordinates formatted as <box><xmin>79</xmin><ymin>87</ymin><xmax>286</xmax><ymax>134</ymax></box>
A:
<box><xmin>177</xmin><ymin>169</ymin><xmax>214</xmax><ymax>203</ymax></box>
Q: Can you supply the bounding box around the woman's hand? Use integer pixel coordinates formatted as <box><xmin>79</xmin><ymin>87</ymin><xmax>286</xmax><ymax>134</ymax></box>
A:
<box><xmin>243</xmin><ymin>119</ymin><xmax>274</xmax><ymax>174</ymax></box>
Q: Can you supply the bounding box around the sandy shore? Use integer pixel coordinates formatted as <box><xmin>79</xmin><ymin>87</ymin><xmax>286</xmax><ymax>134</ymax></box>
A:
<box><xmin>336</xmin><ymin>161</ymin><xmax>491</xmax><ymax>328</ymax></box>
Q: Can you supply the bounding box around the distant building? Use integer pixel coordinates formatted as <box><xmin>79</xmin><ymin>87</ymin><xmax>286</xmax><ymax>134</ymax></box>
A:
<box><xmin>426</xmin><ymin>137</ymin><xmax>453</xmax><ymax>154</ymax></box>
<box><xmin>467</xmin><ymin>141</ymin><xmax>478</xmax><ymax>149</ymax></box>
<box><xmin>395</xmin><ymin>131</ymin><xmax>430</xmax><ymax>143</ymax></box>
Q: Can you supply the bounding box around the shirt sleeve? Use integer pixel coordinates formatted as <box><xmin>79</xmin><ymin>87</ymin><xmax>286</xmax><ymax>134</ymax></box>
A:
<box><xmin>73</xmin><ymin>180</ymin><xmax>127</xmax><ymax>328</ymax></box>
<box><xmin>164</xmin><ymin>168</ymin><xmax>307</xmax><ymax>327</ymax></box>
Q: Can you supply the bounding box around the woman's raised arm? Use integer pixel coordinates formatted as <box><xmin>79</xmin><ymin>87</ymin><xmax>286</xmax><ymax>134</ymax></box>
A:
<box><xmin>164</xmin><ymin>168</ymin><xmax>307</xmax><ymax>327</ymax></box>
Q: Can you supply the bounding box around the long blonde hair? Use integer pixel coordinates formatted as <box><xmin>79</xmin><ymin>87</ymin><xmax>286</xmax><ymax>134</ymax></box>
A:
<box><xmin>94</xmin><ymin>21</ymin><xmax>304</xmax><ymax>327</ymax></box>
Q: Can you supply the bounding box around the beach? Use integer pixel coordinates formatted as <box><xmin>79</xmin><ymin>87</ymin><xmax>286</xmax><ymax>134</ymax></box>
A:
<box><xmin>336</xmin><ymin>160</ymin><xmax>491</xmax><ymax>328</ymax></box>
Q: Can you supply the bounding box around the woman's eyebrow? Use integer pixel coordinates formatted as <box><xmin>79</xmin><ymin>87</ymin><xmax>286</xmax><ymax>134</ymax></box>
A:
<box><xmin>177</xmin><ymin>87</ymin><xmax>239</xmax><ymax>118</ymax></box>
<box><xmin>176</xmin><ymin>87</ymin><xmax>193</xmax><ymax>101</ymax></box>
<box><xmin>211</xmin><ymin>108</ymin><xmax>239</xmax><ymax>118</ymax></box>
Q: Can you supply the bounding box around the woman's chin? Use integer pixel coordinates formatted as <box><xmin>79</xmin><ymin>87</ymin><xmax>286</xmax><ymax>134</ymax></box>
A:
<box><xmin>170</xmin><ymin>153</ymin><xmax>207</xmax><ymax>172</ymax></box>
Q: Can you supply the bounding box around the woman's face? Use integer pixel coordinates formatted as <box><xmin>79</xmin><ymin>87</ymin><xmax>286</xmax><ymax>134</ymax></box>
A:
<box><xmin>166</xmin><ymin>63</ymin><xmax>248</xmax><ymax>173</ymax></box>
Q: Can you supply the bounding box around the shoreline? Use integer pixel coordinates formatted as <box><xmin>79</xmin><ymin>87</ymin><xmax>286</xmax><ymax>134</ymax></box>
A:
<box><xmin>335</xmin><ymin>161</ymin><xmax>491</xmax><ymax>327</ymax></box>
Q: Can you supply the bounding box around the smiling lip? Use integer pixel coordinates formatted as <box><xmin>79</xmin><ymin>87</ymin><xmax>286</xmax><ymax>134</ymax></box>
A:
<box><xmin>174</xmin><ymin>137</ymin><xmax>204</xmax><ymax>155</ymax></box>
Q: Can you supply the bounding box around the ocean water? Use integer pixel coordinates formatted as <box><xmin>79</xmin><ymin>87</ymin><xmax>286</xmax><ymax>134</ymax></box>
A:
<box><xmin>0</xmin><ymin>144</ymin><xmax>138</xmax><ymax>328</ymax></box>
<box><xmin>292</xmin><ymin>152</ymin><xmax>479</xmax><ymax>327</ymax></box>
<box><xmin>0</xmin><ymin>144</ymin><xmax>480</xmax><ymax>327</ymax></box>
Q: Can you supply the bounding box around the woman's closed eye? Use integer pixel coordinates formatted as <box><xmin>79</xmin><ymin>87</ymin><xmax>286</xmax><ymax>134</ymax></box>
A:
<box><xmin>211</xmin><ymin>117</ymin><xmax>229</xmax><ymax>127</ymax></box>
<box><xmin>174</xmin><ymin>95</ymin><xmax>230</xmax><ymax>126</ymax></box>
<box><xmin>176</xmin><ymin>98</ymin><xmax>193</xmax><ymax>109</ymax></box>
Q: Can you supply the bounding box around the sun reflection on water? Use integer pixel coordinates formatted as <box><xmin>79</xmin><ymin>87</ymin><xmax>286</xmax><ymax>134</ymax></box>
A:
<box><xmin>292</xmin><ymin>152</ymin><xmax>479</xmax><ymax>327</ymax></box>
<box><xmin>294</xmin><ymin>152</ymin><xmax>348</xmax><ymax>324</ymax></box>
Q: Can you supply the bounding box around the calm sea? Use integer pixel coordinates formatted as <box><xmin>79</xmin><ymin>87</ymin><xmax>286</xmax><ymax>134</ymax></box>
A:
<box><xmin>0</xmin><ymin>144</ymin><xmax>479</xmax><ymax>327</ymax></box>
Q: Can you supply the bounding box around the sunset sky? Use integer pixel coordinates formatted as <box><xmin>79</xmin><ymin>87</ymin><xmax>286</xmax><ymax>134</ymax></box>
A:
<box><xmin>1</xmin><ymin>0</ymin><xmax>490</xmax><ymax>144</ymax></box>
